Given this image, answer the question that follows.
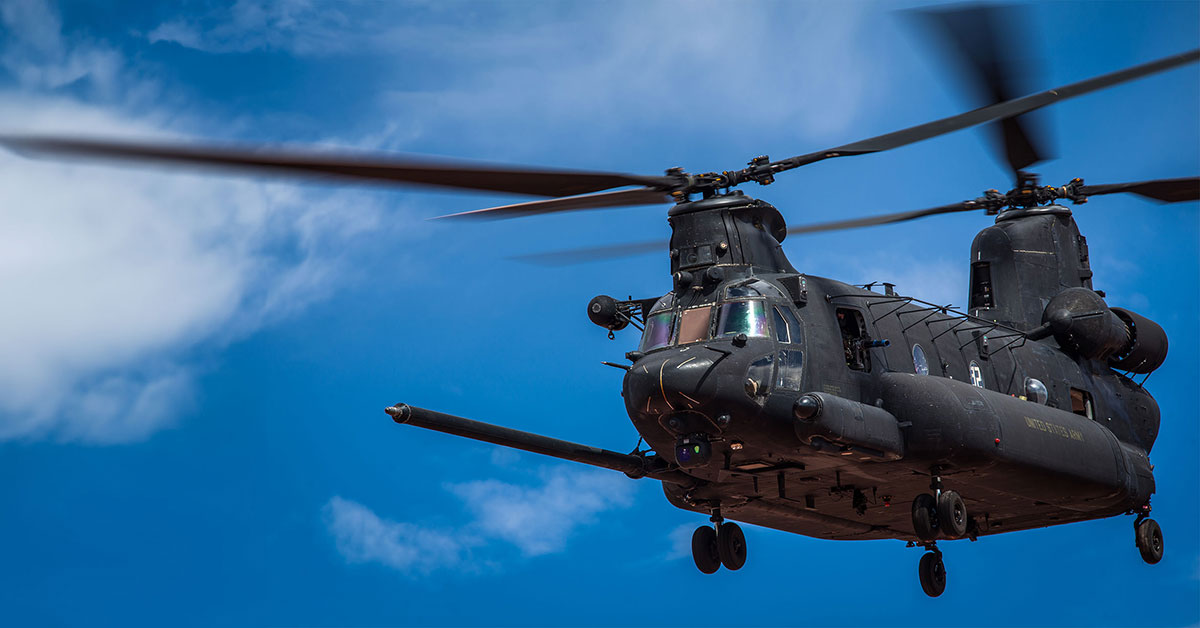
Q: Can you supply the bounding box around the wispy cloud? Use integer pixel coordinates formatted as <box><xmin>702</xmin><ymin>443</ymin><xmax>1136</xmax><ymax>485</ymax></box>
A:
<box><xmin>326</xmin><ymin>467</ymin><xmax>635</xmax><ymax>574</ymax></box>
<box><xmin>325</xmin><ymin>496</ymin><xmax>480</xmax><ymax>574</ymax></box>
<box><xmin>448</xmin><ymin>469</ymin><xmax>634</xmax><ymax>556</ymax></box>
<box><xmin>145</xmin><ymin>2</ymin><xmax>878</xmax><ymax>144</ymax></box>
<box><xmin>0</xmin><ymin>1</ymin><xmax>397</xmax><ymax>443</ymax></box>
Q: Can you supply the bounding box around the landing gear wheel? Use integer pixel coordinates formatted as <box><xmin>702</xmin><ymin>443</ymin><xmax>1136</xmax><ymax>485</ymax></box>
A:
<box><xmin>1135</xmin><ymin>518</ymin><xmax>1164</xmax><ymax>565</ymax></box>
<box><xmin>918</xmin><ymin>552</ymin><xmax>947</xmax><ymax>597</ymax></box>
<box><xmin>691</xmin><ymin>525</ymin><xmax>721</xmax><ymax>574</ymax></box>
<box><xmin>717</xmin><ymin>522</ymin><xmax>747</xmax><ymax>571</ymax></box>
<box><xmin>937</xmin><ymin>490</ymin><xmax>968</xmax><ymax>539</ymax></box>
<box><xmin>912</xmin><ymin>493</ymin><xmax>938</xmax><ymax>541</ymax></box>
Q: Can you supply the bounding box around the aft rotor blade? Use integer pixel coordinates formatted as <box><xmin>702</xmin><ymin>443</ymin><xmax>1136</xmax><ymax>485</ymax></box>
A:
<box><xmin>913</xmin><ymin>4</ymin><xmax>1050</xmax><ymax>174</ymax></box>
<box><xmin>433</xmin><ymin>188</ymin><xmax>671</xmax><ymax>220</ymax></box>
<box><xmin>512</xmin><ymin>238</ymin><xmax>665</xmax><ymax>265</ymax></box>
<box><xmin>769</xmin><ymin>48</ymin><xmax>1199</xmax><ymax>173</ymax></box>
<box><xmin>1079</xmin><ymin>177</ymin><xmax>1200</xmax><ymax>203</ymax></box>
<box><xmin>0</xmin><ymin>135</ymin><xmax>672</xmax><ymax>198</ymax></box>
<box><xmin>786</xmin><ymin>201</ymin><xmax>984</xmax><ymax>236</ymax></box>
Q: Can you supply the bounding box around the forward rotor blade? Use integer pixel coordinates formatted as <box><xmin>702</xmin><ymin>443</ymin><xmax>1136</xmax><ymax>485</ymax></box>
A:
<box><xmin>786</xmin><ymin>201</ymin><xmax>984</xmax><ymax>236</ymax></box>
<box><xmin>512</xmin><ymin>238</ymin><xmax>664</xmax><ymax>265</ymax></box>
<box><xmin>1079</xmin><ymin>177</ymin><xmax>1200</xmax><ymax>203</ymax></box>
<box><xmin>0</xmin><ymin>135</ymin><xmax>672</xmax><ymax>198</ymax></box>
<box><xmin>772</xmin><ymin>48</ymin><xmax>1198</xmax><ymax>172</ymax></box>
<box><xmin>433</xmin><ymin>188</ymin><xmax>671</xmax><ymax>220</ymax></box>
<box><xmin>914</xmin><ymin>4</ymin><xmax>1050</xmax><ymax>174</ymax></box>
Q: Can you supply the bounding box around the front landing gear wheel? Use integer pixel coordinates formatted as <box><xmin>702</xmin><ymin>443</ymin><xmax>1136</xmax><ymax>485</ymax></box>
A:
<box><xmin>717</xmin><ymin>522</ymin><xmax>747</xmax><ymax>571</ymax></box>
<box><xmin>1136</xmin><ymin>518</ymin><xmax>1164</xmax><ymax>565</ymax></box>
<box><xmin>912</xmin><ymin>493</ymin><xmax>938</xmax><ymax>541</ymax></box>
<box><xmin>937</xmin><ymin>490</ymin><xmax>968</xmax><ymax>539</ymax></box>
<box><xmin>918</xmin><ymin>551</ymin><xmax>947</xmax><ymax>597</ymax></box>
<box><xmin>691</xmin><ymin>525</ymin><xmax>721</xmax><ymax>574</ymax></box>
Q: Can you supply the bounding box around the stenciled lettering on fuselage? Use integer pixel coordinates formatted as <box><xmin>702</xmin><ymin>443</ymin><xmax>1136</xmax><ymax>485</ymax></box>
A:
<box><xmin>1024</xmin><ymin>416</ymin><xmax>1085</xmax><ymax>441</ymax></box>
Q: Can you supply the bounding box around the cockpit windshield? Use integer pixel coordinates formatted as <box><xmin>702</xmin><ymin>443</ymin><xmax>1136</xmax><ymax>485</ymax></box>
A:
<box><xmin>717</xmin><ymin>300</ymin><xmax>770</xmax><ymax>337</ymax></box>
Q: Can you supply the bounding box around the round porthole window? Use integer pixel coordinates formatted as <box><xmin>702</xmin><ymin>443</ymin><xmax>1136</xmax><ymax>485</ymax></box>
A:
<box><xmin>1025</xmin><ymin>377</ymin><xmax>1049</xmax><ymax>404</ymax></box>
<box><xmin>912</xmin><ymin>344</ymin><xmax>929</xmax><ymax>375</ymax></box>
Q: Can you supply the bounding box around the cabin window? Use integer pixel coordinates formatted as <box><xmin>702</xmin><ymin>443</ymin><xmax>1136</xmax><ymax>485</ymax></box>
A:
<box><xmin>717</xmin><ymin>300</ymin><xmax>770</xmax><ymax>338</ymax></box>
<box><xmin>1025</xmin><ymin>378</ymin><xmax>1049</xmax><ymax>404</ymax></box>
<box><xmin>640</xmin><ymin>311</ymin><xmax>675</xmax><ymax>352</ymax></box>
<box><xmin>836</xmin><ymin>308</ymin><xmax>872</xmax><ymax>372</ymax></box>
<box><xmin>677</xmin><ymin>306</ymin><xmax>713</xmax><ymax>344</ymax></box>
<box><xmin>970</xmin><ymin>262</ymin><xmax>994</xmax><ymax>309</ymax></box>
<box><xmin>912</xmin><ymin>343</ymin><xmax>930</xmax><ymax>375</ymax></box>
<box><xmin>1070</xmin><ymin>388</ymin><xmax>1094</xmax><ymax>419</ymax></box>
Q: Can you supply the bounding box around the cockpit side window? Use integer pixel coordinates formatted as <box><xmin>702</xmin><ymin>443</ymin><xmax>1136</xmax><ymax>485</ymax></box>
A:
<box><xmin>717</xmin><ymin>300</ymin><xmax>770</xmax><ymax>338</ymax></box>
<box><xmin>774</xmin><ymin>305</ymin><xmax>802</xmax><ymax>345</ymax></box>
<box><xmin>640</xmin><ymin>311</ymin><xmax>675</xmax><ymax>352</ymax></box>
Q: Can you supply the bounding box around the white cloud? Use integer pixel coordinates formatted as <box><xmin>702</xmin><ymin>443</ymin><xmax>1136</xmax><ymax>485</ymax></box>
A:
<box><xmin>325</xmin><ymin>496</ymin><xmax>479</xmax><ymax>574</ymax></box>
<box><xmin>0</xmin><ymin>102</ymin><xmax>389</xmax><ymax>443</ymax></box>
<box><xmin>326</xmin><ymin>467</ymin><xmax>635</xmax><ymax>574</ymax></box>
<box><xmin>0</xmin><ymin>1</ymin><xmax>397</xmax><ymax>443</ymax></box>
<box><xmin>448</xmin><ymin>468</ymin><xmax>635</xmax><ymax>556</ymax></box>
<box><xmin>146</xmin><ymin>2</ymin><xmax>877</xmax><ymax>143</ymax></box>
<box><xmin>0</xmin><ymin>0</ymin><xmax>124</xmax><ymax>95</ymax></box>
<box><xmin>666</xmin><ymin>522</ymin><xmax>696</xmax><ymax>561</ymax></box>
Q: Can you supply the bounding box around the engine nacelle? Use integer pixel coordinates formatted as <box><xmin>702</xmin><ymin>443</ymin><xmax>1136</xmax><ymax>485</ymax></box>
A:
<box><xmin>1040</xmin><ymin>288</ymin><xmax>1167</xmax><ymax>373</ymax></box>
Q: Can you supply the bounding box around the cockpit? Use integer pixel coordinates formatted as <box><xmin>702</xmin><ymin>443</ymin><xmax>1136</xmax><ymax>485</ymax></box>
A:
<box><xmin>639</xmin><ymin>280</ymin><xmax>803</xmax><ymax>354</ymax></box>
<box><xmin>635</xmin><ymin>277</ymin><xmax>807</xmax><ymax>399</ymax></box>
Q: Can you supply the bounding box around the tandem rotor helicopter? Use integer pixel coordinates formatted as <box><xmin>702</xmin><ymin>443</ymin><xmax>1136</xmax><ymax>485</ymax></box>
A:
<box><xmin>3</xmin><ymin>7</ymin><xmax>1197</xmax><ymax>599</ymax></box>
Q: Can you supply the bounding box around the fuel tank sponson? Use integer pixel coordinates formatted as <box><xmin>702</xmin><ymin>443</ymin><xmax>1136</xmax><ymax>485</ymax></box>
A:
<box><xmin>880</xmin><ymin>374</ymin><xmax>1147</xmax><ymax>510</ymax></box>
<box><xmin>792</xmin><ymin>393</ymin><xmax>904</xmax><ymax>461</ymax></box>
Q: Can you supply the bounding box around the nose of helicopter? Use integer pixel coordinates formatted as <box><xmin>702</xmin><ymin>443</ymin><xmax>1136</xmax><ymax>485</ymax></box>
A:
<box><xmin>623</xmin><ymin>349</ymin><xmax>717</xmax><ymax>416</ymax></box>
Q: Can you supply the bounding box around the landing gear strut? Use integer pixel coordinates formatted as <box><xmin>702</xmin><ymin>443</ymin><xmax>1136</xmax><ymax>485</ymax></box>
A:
<box><xmin>690</xmin><ymin>509</ymin><xmax>748</xmax><ymax>574</ymax></box>
<box><xmin>911</xmin><ymin>475</ymin><xmax>969</xmax><ymax>540</ymax></box>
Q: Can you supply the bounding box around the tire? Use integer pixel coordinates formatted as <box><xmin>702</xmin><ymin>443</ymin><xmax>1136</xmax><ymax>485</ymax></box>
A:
<box><xmin>691</xmin><ymin>525</ymin><xmax>721</xmax><ymax>574</ymax></box>
<box><xmin>937</xmin><ymin>490</ymin><xmax>968</xmax><ymax>539</ymax></box>
<box><xmin>912</xmin><ymin>493</ymin><xmax>938</xmax><ymax>541</ymax></box>
<box><xmin>1136</xmin><ymin>518</ymin><xmax>1164</xmax><ymax>565</ymax></box>
<box><xmin>918</xmin><ymin>552</ymin><xmax>947</xmax><ymax>597</ymax></box>
<box><xmin>717</xmin><ymin>522</ymin><xmax>747</xmax><ymax>571</ymax></box>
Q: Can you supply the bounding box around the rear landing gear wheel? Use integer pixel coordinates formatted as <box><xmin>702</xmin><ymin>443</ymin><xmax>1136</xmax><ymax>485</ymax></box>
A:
<box><xmin>937</xmin><ymin>490</ymin><xmax>968</xmax><ymax>539</ymax></box>
<box><xmin>717</xmin><ymin>522</ymin><xmax>747</xmax><ymax>571</ymax></box>
<box><xmin>1135</xmin><ymin>518</ymin><xmax>1164</xmax><ymax>565</ymax></box>
<box><xmin>912</xmin><ymin>493</ymin><xmax>938</xmax><ymax>541</ymax></box>
<box><xmin>691</xmin><ymin>525</ymin><xmax>721</xmax><ymax>574</ymax></box>
<box><xmin>918</xmin><ymin>551</ymin><xmax>947</xmax><ymax>597</ymax></box>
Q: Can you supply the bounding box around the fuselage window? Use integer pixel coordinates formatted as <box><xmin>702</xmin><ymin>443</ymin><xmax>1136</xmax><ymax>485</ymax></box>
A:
<box><xmin>1025</xmin><ymin>378</ymin><xmax>1049</xmax><ymax>404</ymax></box>
<box><xmin>912</xmin><ymin>343</ymin><xmax>930</xmax><ymax>375</ymax></box>
<box><xmin>640</xmin><ymin>311</ymin><xmax>675</xmax><ymax>352</ymax></box>
<box><xmin>836</xmin><ymin>308</ymin><xmax>871</xmax><ymax>372</ymax></box>
<box><xmin>718</xmin><ymin>300</ymin><xmax>770</xmax><ymax>338</ymax></box>
<box><xmin>677</xmin><ymin>305</ymin><xmax>713</xmax><ymax>345</ymax></box>
<box><xmin>1070</xmin><ymin>387</ymin><xmax>1094</xmax><ymax>419</ymax></box>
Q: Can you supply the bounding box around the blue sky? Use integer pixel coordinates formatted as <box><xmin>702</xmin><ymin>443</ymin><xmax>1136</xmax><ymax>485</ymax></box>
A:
<box><xmin>0</xmin><ymin>1</ymin><xmax>1196</xmax><ymax>625</ymax></box>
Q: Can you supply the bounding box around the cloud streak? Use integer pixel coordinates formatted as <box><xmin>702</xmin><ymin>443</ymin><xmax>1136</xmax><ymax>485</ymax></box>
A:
<box><xmin>326</xmin><ymin>467</ymin><xmax>635</xmax><ymax>574</ymax></box>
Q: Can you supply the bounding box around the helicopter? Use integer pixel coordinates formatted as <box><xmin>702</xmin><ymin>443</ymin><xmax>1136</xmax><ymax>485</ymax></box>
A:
<box><xmin>1</xmin><ymin>8</ymin><xmax>1197</xmax><ymax>600</ymax></box>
